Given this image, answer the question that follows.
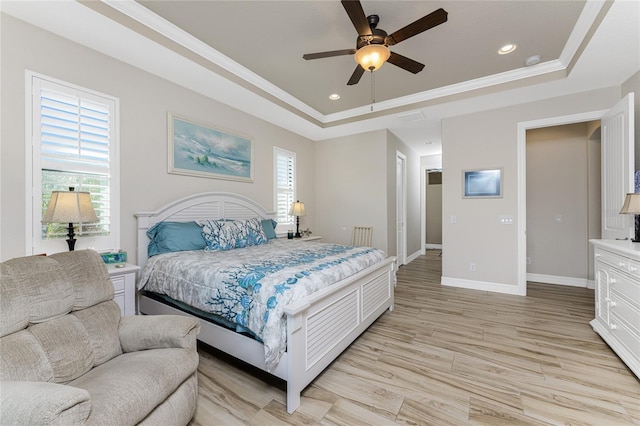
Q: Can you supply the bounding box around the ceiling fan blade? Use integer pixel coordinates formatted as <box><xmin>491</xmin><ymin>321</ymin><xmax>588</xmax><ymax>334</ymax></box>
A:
<box><xmin>347</xmin><ymin>65</ymin><xmax>365</xmax><ymax>85</ymax></box>
<box><xmin>385</xmin><ymin>8</ymin><xmax>448</xmax><ymax>45</ymax></box>
<box><xmin>387</xmin><ymin>52</ymin><xmax>425</xmax><ymax>74</ymax></box>
<box><xmin>341</xmin><ymin>0</ymin><xmax>372</xmax><ymax>36</ymax></box>
<box><xmin>303</xmin><ymin>49</ymin><xmax>356</xmax><ymax>60</ymax></box>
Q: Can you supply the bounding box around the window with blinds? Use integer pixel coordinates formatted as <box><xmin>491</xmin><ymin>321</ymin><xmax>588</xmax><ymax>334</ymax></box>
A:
<box><xmin>274</xmin><ymin>147</ymin><xmax>296</xmax><ymax>226</ymax></box>
<box><xmin>29</xmin><ymin>73</ymin><xmax>119</xmax><ymax>253</ymax></box>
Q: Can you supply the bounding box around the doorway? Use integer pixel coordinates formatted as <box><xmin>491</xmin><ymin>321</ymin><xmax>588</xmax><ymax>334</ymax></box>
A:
<box><xmin>525</xmin><ymin>122</ymin><xmax>601</xmax><ymax>288</ymax></box>
<box><xmin>516</xmin><ymin>94</ymin><xmax>635</xmax><ymax>295</ymax></box>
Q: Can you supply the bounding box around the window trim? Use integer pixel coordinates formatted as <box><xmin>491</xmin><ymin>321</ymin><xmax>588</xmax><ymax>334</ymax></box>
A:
<box><xmin>25</xmin><ymin>70</ymin><xmax>120</xmax><ymax>255</ymax></box>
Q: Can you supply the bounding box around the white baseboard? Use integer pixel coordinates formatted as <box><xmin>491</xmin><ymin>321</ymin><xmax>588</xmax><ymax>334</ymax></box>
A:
<box><xmin>406</xmin><ymin>250</ymin><xmax>421</xmax><ymax>264</ymax></box>
<box><xmin>425</xmin><ymin>244</ymin><xmax>442</xmax><ymax>250</ymax></box>
<box><xmin>441</xmin><ymin>276</ymin><xmax>525</xmax><ymax>296</ymax></box>
<box><xmin>526</xmin><ymin>273</ymin><xmax>589</xmax><ymax>288</ymax></box>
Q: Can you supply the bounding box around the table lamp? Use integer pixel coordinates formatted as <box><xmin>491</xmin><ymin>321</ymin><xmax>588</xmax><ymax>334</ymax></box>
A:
<box><xmin>42</xmin><ymin>187</ymin><xmax>99</xmax><ymax>251</ymax></box>
<box><xmin>619</xmin><ymin>192</ymin><xmax>640</xmax><ymax>242</ymax></box>
<box><xmin>289</xmin><ymin>200</ymin><xmax>305</xmax><ymax>238</ymax></box>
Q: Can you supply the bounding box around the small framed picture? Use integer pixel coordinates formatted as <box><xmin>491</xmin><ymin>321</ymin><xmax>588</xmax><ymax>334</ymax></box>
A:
<box><xmin>463</xmin><ymin>168</ymin><xmax>503</xmax><ymax>198</ymax></box>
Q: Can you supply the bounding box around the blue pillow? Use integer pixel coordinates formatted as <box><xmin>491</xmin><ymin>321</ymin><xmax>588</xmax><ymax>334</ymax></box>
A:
<box><xmin>199</xmin><ymin>218</ymin><xmax>269</xmax><ymax>251</ymax></box>
<box><xmin>261</xmin><ymin>219</ymin><xmax>278</xmax><ymax>239</ymax></box>
<box><xmin>147</xmin><ymin>221</ymin><xmax>206</xmax><ymax>257</ymax></box>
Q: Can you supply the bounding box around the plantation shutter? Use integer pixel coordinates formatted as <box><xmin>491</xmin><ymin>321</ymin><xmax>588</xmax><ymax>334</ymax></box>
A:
<box><xmin>275</xmin><ymin>148</ymin><xmax>296</xmax><ymax>225</ymax></box>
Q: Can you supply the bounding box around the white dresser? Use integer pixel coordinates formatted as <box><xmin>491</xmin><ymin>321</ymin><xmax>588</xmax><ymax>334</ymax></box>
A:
<box><xmin>590</xmin><ymin>239</ymin><xmax>640</xmax><ymax>378</ymax></box>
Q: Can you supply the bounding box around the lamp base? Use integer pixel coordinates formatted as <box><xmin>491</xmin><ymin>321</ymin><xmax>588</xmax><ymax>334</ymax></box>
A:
<box><xmin>294</xmin><ymin>216</ymin><xmax>301</xmax><ymax>238</ymax></box>
<box><xmin>66</xmin><ymin>222</ymin><xmax>76</xmax><ymax>251</ymax></box>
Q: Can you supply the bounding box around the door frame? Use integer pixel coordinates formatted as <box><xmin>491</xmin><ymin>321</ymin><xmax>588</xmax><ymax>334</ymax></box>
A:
<box><xmin>517</xmin><ymin>109</ymin><xmax>607</xmax><ymax>295</ymax></box>
<box><xmin>396</xmin><ymin>151</ymin><xmax>407</xmax><ymax>266</ymax></box>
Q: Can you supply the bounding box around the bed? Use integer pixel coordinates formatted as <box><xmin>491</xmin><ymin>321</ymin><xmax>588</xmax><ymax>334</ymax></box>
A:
<box><xmin>135</xmin><ymin>192</ymin><xmax>396</xmax><ymax>413</ymax></box>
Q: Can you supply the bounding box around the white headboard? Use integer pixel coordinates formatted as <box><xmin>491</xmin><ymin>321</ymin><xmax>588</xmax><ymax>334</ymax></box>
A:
<box><xmin>135</xmin><ymin>192</ymin><xmax>276</xmax><ymax>269</ymax></box>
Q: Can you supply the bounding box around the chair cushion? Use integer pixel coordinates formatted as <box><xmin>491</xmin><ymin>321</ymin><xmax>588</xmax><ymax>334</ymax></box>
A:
<box><xmin>1</xmin><ymin>255</ymin><xmax>73</xmax><ymax>323</ymax></box>
<box><xmin>69</xmin><ymin>348</ymin><xmax>199</xmax><ymax>425</ymax></box>
<box><xmin>0</xmin><ymin>272</ymin><xmax>29</xmax><ymax>337</ymax></box>
<box><xmin>50</xmin><ymin>250</ymin><xmax>113</xmax><ymax>310</ymax></box>
<box><xmin>72</xmin><ymin>301</ymin><xmax>122</xmax><ymax>366</ymax></box>
<box><xmin>29</xmin><ymin>315</ymin><xmax>95</xmax><ymax>383</ymax></box>
<box><xmin>0</xmin><ymin>330</ymin><xmax>54</xmax><ymax>382</ymax></box>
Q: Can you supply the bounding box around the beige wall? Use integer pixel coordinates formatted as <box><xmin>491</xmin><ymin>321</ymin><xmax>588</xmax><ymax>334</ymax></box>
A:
<box><xmin>621</xmin><ymin>70</ymin><xmax>640</xmax><ymax>170</ymax></box>
<box><xmin>442</xmin><ymin>87</ymin><xmax>620</xmax><ymax>290</ymax></box>
<box><xmin>314</xmin><ymin>129</ymin><xmax>422</xmax><ymax>259</ymax></box>
<box><xmin>314</xmin><ymin>131</ymin><xmax>388</xmax><ymax>250</ymax></box>
<box><xmin>0</xmin><ymin>14</ymin><xmax>315</xmax><ymax>262</ymax></box>
<box><xmin>526</xmin><ymin>123</ymin><xmax>599</xmax><ymax>281</ymax></box>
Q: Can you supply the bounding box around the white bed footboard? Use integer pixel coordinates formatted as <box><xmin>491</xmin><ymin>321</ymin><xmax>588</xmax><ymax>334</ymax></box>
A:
<box><xmin>135</xmin><ymin>192</ymin><xmax>396</xmax><ymax>413</ymax></box>
<box><xmin>284</xmin><ymin>256</ymin><xmax>395</xmax><ymax>412</ymax></box>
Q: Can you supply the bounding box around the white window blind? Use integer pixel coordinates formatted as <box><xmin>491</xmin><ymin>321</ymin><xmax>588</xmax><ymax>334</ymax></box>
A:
<box><xmin>274</xmin><ymin>147</ymin><xmax>296</xmax><ymax>226</ymax></box>
<box><xmin>29</xmin><ymin>73</ymin><xmax>119</xmax><ymax>254</ymax></box>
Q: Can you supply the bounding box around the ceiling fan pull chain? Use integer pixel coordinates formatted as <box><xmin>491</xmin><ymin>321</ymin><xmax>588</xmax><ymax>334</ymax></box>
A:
<box><xmin>370</xmin><ymin>69</ymin><xmax>375</xmax><ymax>112</ymax></box>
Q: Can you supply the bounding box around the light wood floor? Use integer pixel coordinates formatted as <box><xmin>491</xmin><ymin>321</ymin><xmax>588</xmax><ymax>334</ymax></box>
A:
<box><xmin>189</xmin><ymin>250</ymin><xmax>640</xmax><ymax>425</ymax></box>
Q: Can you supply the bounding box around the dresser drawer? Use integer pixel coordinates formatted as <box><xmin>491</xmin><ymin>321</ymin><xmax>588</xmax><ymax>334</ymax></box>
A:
<box><xmin>610</xmin><ymin>292</ymin><xmax>640</xmax><ymax>335</ymax></box>
<box><xmin>609</xmin><ymin>268</ymin><xmax>640</xmax><ymax>309</ymax></box>
<box><xmin>610</xmin><ymin>311</ymin><xmax>640</xmax><ymax>356</ymax></box>
<box><xmin>595</xmin><ymin>248</ymin><xmax>631</xmax><ymax>271</ymax></box>
<box><xmin>629</xmin><ymin>258</ymin><xmax>640</xmax><ymax>280</ymax></box>
<box><xmin>111</xmin><ymin>275</ymin><xmax>125</xmax><ymax>293</ymax></box>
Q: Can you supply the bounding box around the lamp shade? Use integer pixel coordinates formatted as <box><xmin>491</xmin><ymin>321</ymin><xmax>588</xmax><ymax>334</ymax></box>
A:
<box><xmin>42</xmin><ymin>190</ymin><xmax>99</xmax><ymax>224</ymax></box>
<box><xmin>289</xmin><ymin>201</ymin><xmax>305</xmax><ymax>217</ymax></box>
<box><xmin>354</xmin><ymin>44</ymin><xmax>390</xmax><ymax>71</ymax></box>
<box><xmin>619</xmin><ymin>193</ymin><xmax>640</xmax><ymax>215</ymax></box>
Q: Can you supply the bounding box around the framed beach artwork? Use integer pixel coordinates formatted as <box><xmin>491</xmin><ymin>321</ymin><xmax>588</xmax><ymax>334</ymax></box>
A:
<box><xmin>463</xmin><ymin>168</ymin><xmax>503</xmax><ymax>198</ymax></box>
<box><xmin>168</xmin><ymin>113</ymin><xmax>254</xmax><ymax>182</ymax></box>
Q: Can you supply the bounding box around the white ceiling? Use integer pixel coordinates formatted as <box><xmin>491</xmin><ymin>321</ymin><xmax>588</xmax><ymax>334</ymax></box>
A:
<box><xmin>2</xmin><ymin>1</ymin><xmax>639</xmax><ymax>156</ymax></box>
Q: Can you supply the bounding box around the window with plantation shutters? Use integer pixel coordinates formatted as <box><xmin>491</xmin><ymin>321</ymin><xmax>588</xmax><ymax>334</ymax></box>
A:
<box><xmin>274</xmin><ymin>147</ymin><xmax>296</xmax><ymax>227</ymax></box>
<box><xmin>28</xmin><ymin>73</ymin><xmax>120</xmax><ymax>254</ymax></box>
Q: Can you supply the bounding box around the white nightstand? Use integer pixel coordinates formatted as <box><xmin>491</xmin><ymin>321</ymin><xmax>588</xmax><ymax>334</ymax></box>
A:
<box><xmin>106</xmin><ymin>263</ymin><xmax>140</xmax><ymax>316</ymax></box>
<box><xmin>300</xmin><ymin>236</ymin><xmax>322</xmax><ymax>242</ymax></box>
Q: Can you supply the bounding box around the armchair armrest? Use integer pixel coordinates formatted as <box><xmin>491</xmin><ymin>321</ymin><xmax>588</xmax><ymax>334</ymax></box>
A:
<box><xmin>118</xmin><ymin>315</ymin><xmax>200</xmax><ymax>352</ymax></box>
<box><xmin>0</xmin><ymin>381</ymin><xmax>91</xmax><ymax>425</ymax></box>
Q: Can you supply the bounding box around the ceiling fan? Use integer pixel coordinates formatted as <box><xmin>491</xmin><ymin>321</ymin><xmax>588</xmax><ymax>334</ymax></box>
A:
<box><xmin>303</xmin><ymin>0</ymin><xmax>448</xmax><ymax>85</ymax></box>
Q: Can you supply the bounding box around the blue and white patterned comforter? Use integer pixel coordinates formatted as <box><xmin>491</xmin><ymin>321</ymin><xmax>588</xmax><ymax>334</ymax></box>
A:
<box><xmin>138</xmin><ymin>239</ymin><xmax>387</xmax><ymax>370</ymax></box>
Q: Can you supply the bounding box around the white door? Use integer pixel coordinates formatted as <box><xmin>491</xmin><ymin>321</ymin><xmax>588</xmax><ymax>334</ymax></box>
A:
<box><xmin>396</xmin><ymin>152</ymin><xmax>407</xmax><ymax>265</ymax></box>
<box><xmin>601</xmin><ymin>93</ymin><xmax>635</xmax><ymax>240</ymax></box>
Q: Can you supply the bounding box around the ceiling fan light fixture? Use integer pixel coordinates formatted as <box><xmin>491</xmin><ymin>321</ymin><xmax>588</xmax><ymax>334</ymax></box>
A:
<box><xmin>354</xmin><ymin>44</ymin><xmax>390</xmax><ymax>71</ymax></box>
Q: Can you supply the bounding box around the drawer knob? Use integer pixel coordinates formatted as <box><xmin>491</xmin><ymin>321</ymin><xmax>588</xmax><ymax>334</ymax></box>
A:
<box><xmin>619</xmin><ymin>262</ymin><xmax>625</xmax><ymax>267</ymax></box>
<box><xmin>610</xmin><ymin>324</ymin><xmax>617</xmax><ymax>330</ymax></box>
<box><xmin>610</xmin><ymin>301</ymin><xmax>617</xmax><ymax>307</ymax></box>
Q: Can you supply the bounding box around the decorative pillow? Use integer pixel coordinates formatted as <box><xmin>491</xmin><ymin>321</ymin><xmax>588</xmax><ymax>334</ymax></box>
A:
<box><xmin>261</xmin><ymin>219</ymin><xmax>278</xmax><ymax>239</ymax></box>
<box><xmin>147</xmin><ymin>221</ymin><xmax>206</xmax><ymax>257</ymax></box>
<box><xmin>199</xmin><ymin>218</ymin><xmax>268</xmax><ymax>251</ymax></box>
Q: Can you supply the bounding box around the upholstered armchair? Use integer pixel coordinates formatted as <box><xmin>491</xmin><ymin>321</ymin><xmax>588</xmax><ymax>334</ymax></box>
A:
<box><xmin>0</xmin><ymin>250</ymin><xmax>200</xmax><ymax>425</ymax></box>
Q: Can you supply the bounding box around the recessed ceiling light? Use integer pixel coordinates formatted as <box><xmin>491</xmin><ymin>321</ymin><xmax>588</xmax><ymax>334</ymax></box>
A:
<box><xmin>498</xmin><ymin>43</ymin><xmax>517</xmax><ymax>55</ymax></box>
<box><xmin>329</xmin><ymin>94</ymin><xmax>340</xmax><ymax>100</ymax></box>
<box><xmin>525</xmin><ymin>55</ymin><xmax>541</xmax><ymax>66</ymax></box>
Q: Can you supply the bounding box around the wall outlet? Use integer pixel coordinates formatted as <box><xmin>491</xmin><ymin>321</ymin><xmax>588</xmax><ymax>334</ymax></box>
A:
<box><xmin>470</xmin><ymin>262</ymin><xmax>476</xmax><ymax>272</ymax></box>
<box><xmin>450</xmin><ymin>215</ymin><xmax>457</xmax><ymax>224</ymax></box>
<box><xmin>527</xmin><ymin>257</ymin><xmax>532</xmax><ymax>265</ymax></box>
